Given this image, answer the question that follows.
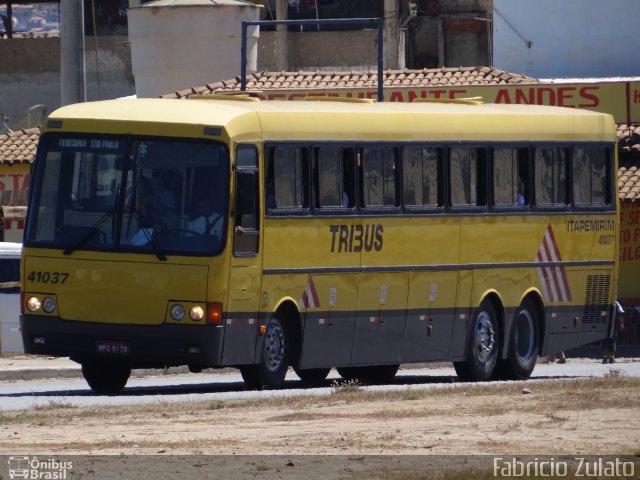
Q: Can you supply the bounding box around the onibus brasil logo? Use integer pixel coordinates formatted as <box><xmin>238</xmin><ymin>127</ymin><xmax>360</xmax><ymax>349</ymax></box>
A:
<box><xmin>8</xmin><ymin>456</ymin><xmax>73</xmax><ymax>479</ymax></box>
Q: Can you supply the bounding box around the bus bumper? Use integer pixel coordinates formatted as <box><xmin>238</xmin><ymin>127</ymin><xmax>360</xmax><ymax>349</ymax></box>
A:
<box><xmin>20</xmin><ymin>315</ymin><xmax>225</xmax><ymax>368</ymax></box>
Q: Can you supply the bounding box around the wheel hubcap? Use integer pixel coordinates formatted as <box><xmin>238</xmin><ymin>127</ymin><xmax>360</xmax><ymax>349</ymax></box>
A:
<box><xmin>474</xmin><ymin>311</ymin><xmax>496</xmax><ymax>361</ymax></box>
<box><xmin>264</xmin><ymin>321</ymin><xmax>285</xmax><ymax>372</ymax></box>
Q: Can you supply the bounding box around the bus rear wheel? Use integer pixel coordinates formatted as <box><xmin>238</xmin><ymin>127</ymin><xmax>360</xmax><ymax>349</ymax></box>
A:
<box><xmin>240</xmin><ymin>315</ymin><xmax>289</xmax><ymax>390</ymax></box>
<box><xmin>294</xmin><ymin>367</ymin><xmax>331</xmax><ymax>386</ymax></box>
<box><xmin>454</xmin><ymin>300</ymin><xmax>500</xmax><ymax>382</ymax></box>
<box><xmin>494</xmin><ymin>298</ymin><xmax>539</xmax><ymax>380</ymax></box>
<box><xmin>81</xmin><ymin>361</ymin><xmax>131</xmax><ymax>394</ymax></box>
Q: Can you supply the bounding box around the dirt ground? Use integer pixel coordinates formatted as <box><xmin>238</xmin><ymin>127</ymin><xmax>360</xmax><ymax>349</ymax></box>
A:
<box><xmin>1</xmin><ymin>375</ymin><xmax>639</xmax><ymax>479</ymax></box>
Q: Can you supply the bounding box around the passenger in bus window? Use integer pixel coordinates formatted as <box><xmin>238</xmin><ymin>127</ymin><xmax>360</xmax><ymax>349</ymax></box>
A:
<box><xmin>266</xmin><ymin>179</ymin><xmax>276</xmax><ymax>209</ymax></box>
<box><xmin>517</xmin><ymin>155</ymin><xmax>529</xmax><ymax>206</ymax></box>
<box><xmin>516</xmin><ymin>173</ymin><xmax>526</xmax><ymax>206</ymax></box>
<box><xmin>189</xmin><ymin>198</ymin><xmax>223</xmax><ymax>239</ymax></box>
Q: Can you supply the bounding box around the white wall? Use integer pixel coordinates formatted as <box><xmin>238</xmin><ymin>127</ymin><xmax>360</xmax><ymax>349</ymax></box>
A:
<box><xmin>493</xmin><ymin>0</ymin><xmax>639</xmax><ymax>78</ymax></box>
<box><xmin>0</xmin><ymin>37</ymin><xmax>134</xmax><ymax>124</ymax></box>
<box><xmin>128</xmin><ymin>4</ymin><xmax>260</xmax><ymax>98</ymax></box>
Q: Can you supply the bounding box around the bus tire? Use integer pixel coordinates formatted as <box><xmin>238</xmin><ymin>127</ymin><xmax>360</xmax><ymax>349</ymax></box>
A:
<box><xmin>494</xmin><ymin>298</ymin><xmax>539</xmax><ymax>380</ymax></box>
<box><xmin>240</xmin><ymin>314</ymin><xmax>289</xmax><ymax>390</ymax></box>
<box><xmin>81</xmin><ymin>361</ymin><xmax>131</xmax><ymax>394</ymax></box>
<box><xmin>361</xmin><ymin>364</ymin><xmax>400</xmax><ymax>384</ymax></box>
<box><xmin>294</xmin><ymin>367</ymin><xmax>331</xmax><ymax>386</ymax></box>
<box><xmin>454</xmin><ymin>300</ymin><xmax>499</xmax><ymax>382</ymax></box>
<box><xmin>336</xmin><ymin>366</ymin><xmax>364</xmax><ymax>381</ymax></box>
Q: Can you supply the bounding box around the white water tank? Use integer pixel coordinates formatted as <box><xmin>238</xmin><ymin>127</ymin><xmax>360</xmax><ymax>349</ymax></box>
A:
<box><xmin>128</xmin><ymin>0</ymin><xmax>261</xmax><ymax>98</ymax></box>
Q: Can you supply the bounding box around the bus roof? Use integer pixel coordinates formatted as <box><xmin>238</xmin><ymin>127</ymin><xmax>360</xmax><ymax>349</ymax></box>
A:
<box><xmin>45</xmin><ymin>98</ymin><xmax>617</xmax><ymax>143</ymax></box>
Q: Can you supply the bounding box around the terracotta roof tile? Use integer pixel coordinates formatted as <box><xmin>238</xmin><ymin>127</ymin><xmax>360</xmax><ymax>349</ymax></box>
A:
<box><xmin>618</xmin><ymin>146</ymin><xmax>640</xmax><ymax>202</ymax></box>
<box><xmin>162</xmin><ymin>67</ymin><xmax>538</xmax><ymax>99</ymax></box>
<box><xmin>0</xmin><ymin>128</ymin><xmax>39</xmax><ymax>165</ymax></box>
<box><xmin>617</xmin><ymin>124</ymin><xmax>640</xmax><ymax>153</ymax></box>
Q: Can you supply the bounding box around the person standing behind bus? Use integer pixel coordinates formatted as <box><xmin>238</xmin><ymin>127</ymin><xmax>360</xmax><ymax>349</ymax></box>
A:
<box><xmin>548</xmin><ymin>351</ymin><xmax>566</xmax><ymax>364</ymax></box>
<box><xmin>602</xmin><ymin>302</ymin><xmax>625</xmax><ymax>364</ymax></box>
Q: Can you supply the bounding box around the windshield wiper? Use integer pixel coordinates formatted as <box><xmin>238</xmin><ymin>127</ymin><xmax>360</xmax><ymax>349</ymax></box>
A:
<box><xmin>128</xmin><ymin>206</ymin><xmax>167</xmax><ymax>262</ymax></box>
<box><xmin>62</xmin><ymin>210</ymin><xmax>114</xmax><ymax>256</ymax></box>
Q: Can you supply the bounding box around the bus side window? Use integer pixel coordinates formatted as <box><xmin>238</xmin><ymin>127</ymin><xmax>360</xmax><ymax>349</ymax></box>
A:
<box><xmin>314</xmin><ymin>146</ymin><xmax>355</xmax><ymax>210</ymax></box>
<box><xmin>493</xmin><ymin>147</ymin><xmax>529</xmax><ymax>207</ymax></box>
<box><xmin>342</xmin><ymin>148</ymin><xmax>356</xmax><ymax>208</ymax></box>
<box><xmin>362</xmin><ymin>146</ymin><xmax>398</xmax><ymax>208</ymax></box>
<box><xmin>266</xmin><ymin>145</ymin><xmax>309</xmax><ymax>212</ymax></box>
<box><xmin>402</xmin><ymin>146</ymin><xmax>442</xmax><ymax>208</ymax></box>
<box><xmin>233</xmin><ymin>144</ymin><xmax>259</xmax><ymax>256</ymax></box>
<box><xmin>534</xmin><ymin>147</ymin><xmax>569</xmax><ymax>207</ymax></box>
<box><xmin>573</xmin><ymin>147</ymin><xmax>609</xmax><ymax>206</ymax></box>
<box><xmin>449</xmin><ymin>147</ymin><xmax>487</xmax><ymax>207</ymax></box>
<box><xmin>315</xmin><ymin>146</ymin><xmax>342</xmax><ymax>208</ymax></box>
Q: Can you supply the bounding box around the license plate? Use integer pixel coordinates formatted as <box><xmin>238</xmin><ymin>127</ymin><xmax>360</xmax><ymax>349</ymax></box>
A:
<box><xmin>97</xmin><ymin>341</ymin><xmax>130</xmax><ymax>354</ymax></box>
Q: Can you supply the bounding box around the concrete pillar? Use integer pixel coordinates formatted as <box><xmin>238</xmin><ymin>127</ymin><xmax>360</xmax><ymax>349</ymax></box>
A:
<box><xmin>275</xmin><ymin>0</ymin><xmax>288</xmax><ymax>71</ymax></box>
<box><xmin>438</xmin><ymin>15</ymin><xmax>445</xmax><ymax>67</ymax></box>
<box><xmin>398</xmin><ymin>27</ymin><xmax>406</xmax><ymax>69</ymax></box>
<box><xmin>384</xmin><ymin>0</ymin><xmax>399</xmax><ymax>69</ymax></box>
<box><xmin>60</xmin><ymin>0</ymin><xmax>86</xmax><ymax>106</ymax></box>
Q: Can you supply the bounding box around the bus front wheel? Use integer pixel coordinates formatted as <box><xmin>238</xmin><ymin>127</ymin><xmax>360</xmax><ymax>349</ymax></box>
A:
<box><xmin>81</xmin><ymin>361</ymin><xmax>131</xmax><ymax>394</ymax></box>
<box><xmin>493</xmin><ymin>298</ymin><xmax>539</xmax><ymax>380</ymax></box>
<box><xmin>241</xmin><ymin>315</ymin><xmax>289</xmax><ymax>389</ymax></box>
<box><xmin>454</xmin><ymin>300</ymin><xmax>500</xmax><ymax>382</ymax></box>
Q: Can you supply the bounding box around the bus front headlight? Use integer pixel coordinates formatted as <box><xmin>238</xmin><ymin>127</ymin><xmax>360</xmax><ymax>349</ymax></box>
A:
<box><xmin>190</xmin><ymin>305</ymin><xmax>205</xmax><ymax>321</ymax></box>
<box><xmin>27</xmin><ymin>296</ymin><xmax>42</xmax><ymax>312</ymax></box>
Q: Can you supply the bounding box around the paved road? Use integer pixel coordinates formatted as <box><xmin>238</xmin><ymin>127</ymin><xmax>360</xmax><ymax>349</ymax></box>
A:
<box><xmin>0</xmin><ymin>359</ymin><xmax>637</xmax><ymax>412</ymax></box>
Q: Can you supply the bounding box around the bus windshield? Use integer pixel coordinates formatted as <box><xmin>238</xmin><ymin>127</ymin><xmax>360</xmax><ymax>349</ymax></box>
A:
<box><xmin>26</xmin><ymin>134</ymin><xmax>229</xmax><ymax>256</ymax></box>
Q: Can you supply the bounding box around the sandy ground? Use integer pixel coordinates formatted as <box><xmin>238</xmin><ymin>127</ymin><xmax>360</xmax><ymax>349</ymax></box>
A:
<box><xmin>1</xmin><ymin>375</ymin><xmax>638</xmax><ymax>479</ymax></box>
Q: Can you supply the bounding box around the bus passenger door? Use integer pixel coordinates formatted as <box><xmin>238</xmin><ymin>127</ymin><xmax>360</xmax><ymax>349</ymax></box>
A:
<box><xmin>222</xmin><ymin>145</ymin><xmax>263</xmax><ymax>366</ymax></box>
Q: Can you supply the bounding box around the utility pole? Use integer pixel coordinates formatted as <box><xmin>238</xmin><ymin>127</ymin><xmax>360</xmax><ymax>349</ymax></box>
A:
<box><xmin>6</xmin><ymin>2</ymin><xmax>13</xmax><ymax>38</ymax></box>
<box><xmin>275</xmin><ymin>0</ymin><xmax>288</xmax><ymax>71</ymax></box>
<box><xmin>384</xmin><ymin>0</ymin><xmax>399</xmax><ymax>69</ymax></box>
<box><xmin>60</xmin><ymin>0</ymin><xmax>86</xmax><ymax>106</ymax></box>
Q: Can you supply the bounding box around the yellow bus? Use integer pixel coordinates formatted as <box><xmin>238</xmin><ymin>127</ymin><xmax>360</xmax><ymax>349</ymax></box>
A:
<box><xmin>20</xmin><ymin>96</ymin><xmax>619</xmax><ymax>393</ymax></box>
